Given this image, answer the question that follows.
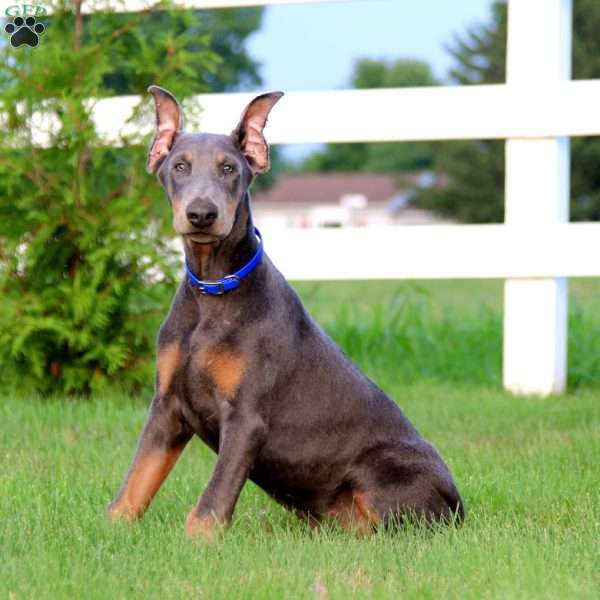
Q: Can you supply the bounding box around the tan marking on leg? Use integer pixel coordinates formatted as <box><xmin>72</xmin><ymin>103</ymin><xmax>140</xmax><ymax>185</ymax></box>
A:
<box><xmin>157</xmin><ymin>343</ymin><xmax>181</xmax><ymax>396</ymax></box>
<box><xmin>109</xmin><ymin>447</ymin><xmax>184</xmax><ymax>521</ymax></box>
<box><xmin>327</xmin><ymin>490</ymin><xmax>379</xmax><ymax>536</ymax></box>
<box><xmin>353</xmin><ymin>491</ymin><xmax>380</xmax><ymax>532</ymax></box>
<box><xmin>198</xmin><ymin>347</ymin><xmax>246</xmax><ymax>397</ymax></box>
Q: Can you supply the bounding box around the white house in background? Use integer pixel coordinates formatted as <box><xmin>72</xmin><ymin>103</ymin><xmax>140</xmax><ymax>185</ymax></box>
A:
<box><xmin>251</xmin><ymin>172</ymin><xmax>450</xmax><ymax>230</ymax></box>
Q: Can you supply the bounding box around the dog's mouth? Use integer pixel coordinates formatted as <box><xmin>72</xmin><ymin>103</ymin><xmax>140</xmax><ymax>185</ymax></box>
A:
<box><xmin>182</xmin><ymin>232</ymin><xmax>221</xmax><ymax>244</ymax></box>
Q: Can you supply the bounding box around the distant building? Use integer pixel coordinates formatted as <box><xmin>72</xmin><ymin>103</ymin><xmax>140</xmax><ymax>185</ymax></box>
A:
<box><xmin>251</xmin><ymin>172</ymin><xmax>449</xmax><ymax>229</ymax></box>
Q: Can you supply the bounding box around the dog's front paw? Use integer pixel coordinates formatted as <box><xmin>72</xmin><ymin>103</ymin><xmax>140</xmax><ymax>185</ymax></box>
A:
<box><xmin>107</xmin><ymin>499</ymin><xmax>141</xmax><ymax>523</ymax></box>
<box><xmin>185</xmin><ymin>511</ymin><xmax>224</xmax><ymax>543</ymax></box>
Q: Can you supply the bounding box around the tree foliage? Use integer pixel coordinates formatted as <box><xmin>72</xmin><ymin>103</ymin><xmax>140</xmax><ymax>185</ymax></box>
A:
<box><xmin>99</xmin><ymin>6</ymin><xmax>264</xmax><ymax>95</ymax></box>
<box><xmin>420</xmin><ymin>0</ymin><xmax>600</xmax><ymax>223</ymax></box>
<box><xmin>0</xmin><ymin>2</ymin><xmax>229</xmax><ymax>395</ymax></box>
<box><xmin>300</xmin><ymin>59</ymin><xmax>437</xmax><ymax>174</ymax></box>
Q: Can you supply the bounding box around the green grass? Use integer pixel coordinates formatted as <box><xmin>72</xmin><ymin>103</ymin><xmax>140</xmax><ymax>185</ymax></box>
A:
<box><xmin>296</xmin><ymin>278</ymin><xmax>600</xmax><ymax>388</ymax></box>
<box><xmin>2</xmin><ymin>280</ymin><xmax>600</xmax><ymax>599</ymax></box>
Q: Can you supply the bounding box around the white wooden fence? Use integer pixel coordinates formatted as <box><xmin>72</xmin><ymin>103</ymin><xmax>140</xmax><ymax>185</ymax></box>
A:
<box><xmin>48</xmin><ymin>0</ymin><xmax>600</xmax><ymax>396</ymax></box>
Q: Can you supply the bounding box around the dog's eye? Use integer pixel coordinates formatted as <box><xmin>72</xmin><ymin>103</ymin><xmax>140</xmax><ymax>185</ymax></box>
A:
<box><xmin>174</xmin><ymin>162</ymin><xmax>187</xmax><ymax>172</ymax></box>
<box><xmin>222</xmin><ymin>164</ymin><xmax>234</xmax><ymax>175</ymax></box>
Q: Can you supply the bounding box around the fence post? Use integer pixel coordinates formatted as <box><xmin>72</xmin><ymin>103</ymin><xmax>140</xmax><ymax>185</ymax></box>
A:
<box><xmin>503</xmin><ymin>0</ymin><xmax>572</xmax><ymax>396</ymax></box>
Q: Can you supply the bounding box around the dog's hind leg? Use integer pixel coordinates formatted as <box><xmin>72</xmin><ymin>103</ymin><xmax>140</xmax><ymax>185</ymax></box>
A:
<box><xmin>351</xmin><ymin>442</ymin><xmax>464</xmax><ymax>528</ymax></box>
<box><xmin>376</xmin><ymin>474</ymin><xmax>465</xmax><ymax>528</ymax></box>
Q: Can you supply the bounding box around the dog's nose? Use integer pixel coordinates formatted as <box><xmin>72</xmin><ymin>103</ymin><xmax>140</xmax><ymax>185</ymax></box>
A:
<box><xmin>186</xmin><ymin>200</ymin><xmax>218</xmax><ymax>229</ymax></box>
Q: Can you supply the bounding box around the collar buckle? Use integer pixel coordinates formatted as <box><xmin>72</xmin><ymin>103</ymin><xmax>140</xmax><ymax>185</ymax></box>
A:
<box><xmin>222</xmin><ymin>274</ymin><xmax>241</xmax><ymax>290</ymax></box>
<box><xmin>199</xmin><ymin>275</ymin><xmax>240</xmax><ymax>296</ymax></box>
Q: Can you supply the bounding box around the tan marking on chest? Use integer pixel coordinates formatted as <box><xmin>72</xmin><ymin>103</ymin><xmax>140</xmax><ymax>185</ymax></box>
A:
<box><xmin>157</xmin><ymin>343</ymin><xmax>182</xmax><ymax>396</ymax></box>
<box><xmin>193</xmin><ymin>243</ymin><xmax>217</xmax><ymax>274</ymax></box>
<box><xmin>198</xmin><ymin>347</ymin><xmax>246</xmax><ymax>397</ymax></box>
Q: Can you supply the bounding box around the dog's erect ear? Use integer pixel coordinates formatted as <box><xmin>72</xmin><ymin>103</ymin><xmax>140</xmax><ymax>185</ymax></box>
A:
<box><xmin>232</xmin><ymin>91</ymin><xmax>283</xmax><ymax>175</ymax></box>
<box><xmin>146</xmin><ymin>85</ymin><xmax>183</xmax><ymax>174</ymax></box>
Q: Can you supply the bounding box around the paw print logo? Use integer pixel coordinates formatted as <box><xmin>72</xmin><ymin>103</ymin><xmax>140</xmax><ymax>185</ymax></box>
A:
<box><xmin>5</xmin><ymin>16</ymin><xmax>45</xmax><ymax>48</ymax></box>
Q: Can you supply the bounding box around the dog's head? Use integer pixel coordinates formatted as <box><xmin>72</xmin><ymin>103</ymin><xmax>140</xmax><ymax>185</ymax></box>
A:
<box><xmin>146</xmin><ymin>86</ymin><xmax>283</xmax><ymax>243</ymax></box>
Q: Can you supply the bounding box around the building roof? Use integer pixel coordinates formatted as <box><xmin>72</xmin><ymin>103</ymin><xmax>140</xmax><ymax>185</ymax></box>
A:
<box><xmin>252</xmin><ymin>173</ymin><xmax>398</xmax><ymax>205</ymax></box>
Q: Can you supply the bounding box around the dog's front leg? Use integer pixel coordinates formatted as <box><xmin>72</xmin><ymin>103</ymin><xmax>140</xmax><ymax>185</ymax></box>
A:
<box><xmin>186</xmin><ymin>401</ymin><xmax>267</xmax><ymax>541</ymax></box>
<box><xmin>108</xmin><ymin>395</ymin><xmax>191</xmax><ymax>522</ymax></box>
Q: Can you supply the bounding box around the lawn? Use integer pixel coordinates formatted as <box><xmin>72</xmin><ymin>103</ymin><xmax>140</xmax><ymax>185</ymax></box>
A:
<box><xmin>1</xmin><ymin>280</ymin><xmax>599</xmax><ymax>599</ymax></box>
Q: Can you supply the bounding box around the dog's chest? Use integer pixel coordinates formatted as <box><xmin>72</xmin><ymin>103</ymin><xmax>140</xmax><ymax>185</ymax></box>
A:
<box><xmin>177</xmin><ymin>323</ymin><xmax>247</xmax><ymax>433</ymax></box>
<box><xmin>176</xmin><ymin>346</ymin><xmax>221</xmax><ymax>444</ymax></box>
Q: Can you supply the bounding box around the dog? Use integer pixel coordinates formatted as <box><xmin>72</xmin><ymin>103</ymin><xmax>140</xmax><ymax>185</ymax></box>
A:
<box><xmin>108</xmin><ymin>87</ymin><xmax>464</xmax><ymax>540</ymax></box>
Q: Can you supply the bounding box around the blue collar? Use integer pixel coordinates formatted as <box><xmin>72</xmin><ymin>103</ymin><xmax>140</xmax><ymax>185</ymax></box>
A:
<box><xmin>185</xmin><ymin>227</ymin><xmax>264</xmax><ymax>296</ymax></box>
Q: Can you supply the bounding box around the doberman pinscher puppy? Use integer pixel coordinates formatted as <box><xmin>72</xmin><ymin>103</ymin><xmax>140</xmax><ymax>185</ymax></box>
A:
<box><xmin>108</xmin><ymin>87</ymin><xmax>464</xmax><ymax>540</ymax></box>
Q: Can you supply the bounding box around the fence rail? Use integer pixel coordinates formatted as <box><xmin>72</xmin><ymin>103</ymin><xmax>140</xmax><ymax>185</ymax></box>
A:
<box><xmin>264</xmin><ymin>224</ymin><xmax>600</xmax><ymax>281</ymax></box>
<box><xmin>84</xmin><ymin>80</ymin><xmax>600</xmax><ymax>146</ymax></box>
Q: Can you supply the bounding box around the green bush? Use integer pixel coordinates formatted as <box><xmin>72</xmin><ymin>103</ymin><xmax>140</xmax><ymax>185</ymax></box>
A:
<box><xmin>0</xmin><ymin>2</ymin><xmax>219</xmax><ymax>394</ymax></box>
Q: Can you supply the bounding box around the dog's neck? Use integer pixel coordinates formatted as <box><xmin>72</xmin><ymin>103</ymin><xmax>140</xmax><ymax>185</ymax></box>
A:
<box><xmin>182</xmin><ymin>192</ymin><xmax>259</xmax><ymax>288</ymax></box>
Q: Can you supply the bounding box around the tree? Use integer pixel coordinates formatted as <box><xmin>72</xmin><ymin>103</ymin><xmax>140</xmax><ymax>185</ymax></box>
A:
<box><xmin>0</xmin><ymin>2</ymin><xmax>221</xmax><ymax>395</ymax></box>
<box><xmin>197</xmin><ymin>8</ymin><xmax>264</xmax><ymax>92</ymax></box>
<box><xmin>300</xmin><ymin>59</ymin><xmax>437</xmax><ymax>174</ymax></box>
<box><xmin>98</xmin><ymin>7</ymin><xmax>264</xmax><ymax>95</ymax></box>
<box><xmin>570</xmin><ymin>0</ymin><xmax>600</xmax><ymax>220</ymax></box>
<box><xmin>420</xmin><ymin>0</ymin><xmax>600</xmax><ymax>222</ymax></box>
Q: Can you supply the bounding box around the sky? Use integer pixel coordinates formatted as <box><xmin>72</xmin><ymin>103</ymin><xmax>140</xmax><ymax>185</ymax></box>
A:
<box><xmin>245</xmin><ymin>0</ymin><xmax>497</xmax><ymax>159</ymax></box>
<box><xmin>247</xmin><ymin>0</ymin><xmax>497</xmax><ymax>92</ymax></box>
